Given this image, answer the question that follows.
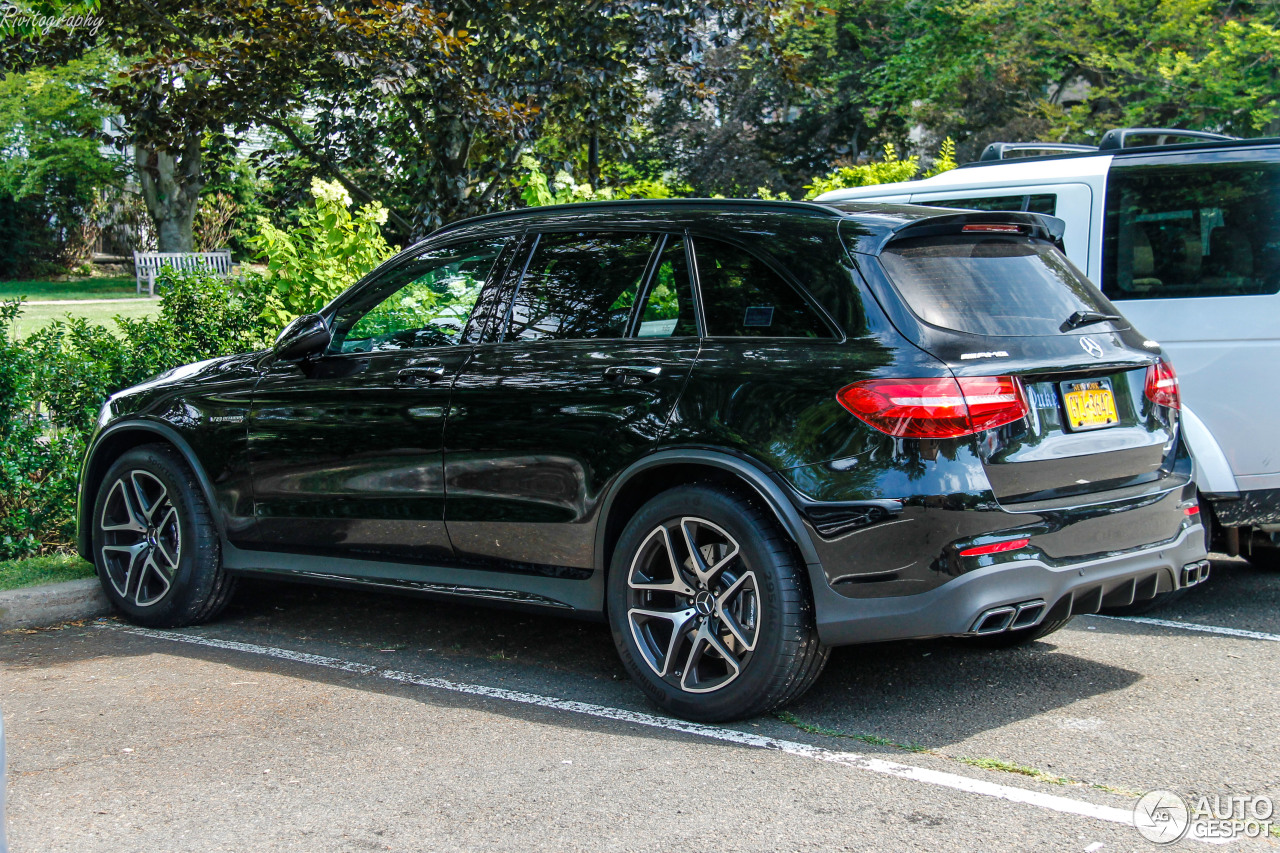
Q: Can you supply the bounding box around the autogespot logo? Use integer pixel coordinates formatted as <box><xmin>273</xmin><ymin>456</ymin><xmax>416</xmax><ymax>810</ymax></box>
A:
<box><xmin>1134</xmin><ymin>790</ymin><xmax>1190</xmax><ymax>844</ymax></box>
<box><xmin>1134</xmin><ymin>789</ymin><xmax>1276</xmax><ymax>844</ymax></box>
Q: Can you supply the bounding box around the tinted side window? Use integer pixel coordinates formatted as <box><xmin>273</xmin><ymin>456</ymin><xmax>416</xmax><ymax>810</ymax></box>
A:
<box><xmin>504</xmin><ymin>232</ymin><xmax>658</xmax><ymax>341</ymax></box>
<box><xmin>1103</xmin><ymin>161</ymin><xmax>1280</xmax><ymax>299</ymax></box>
<box><xmin>927</xmin><ymin>193</ymin><xmax>1057</xmax><ymax>215</ymax></box>
<box><xmin>331</xmin><ymin>238</ymin><xmax>507</xmax><ymax>353</ymax></box>
<box><xmin>693</xmin><ymin>238</ymin><xmax>831</xmax><ymax>338</ymax></box>
<box><xmin>636</xmin><ymin>236</ymin><xmax>698</xmax><ymax>338</ymax></box>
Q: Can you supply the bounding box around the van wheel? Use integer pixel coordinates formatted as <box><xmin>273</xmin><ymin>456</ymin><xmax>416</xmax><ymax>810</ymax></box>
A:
<box><xmin>606</xmin><ymin>484</ymin><xmax>828</xmax><ymax>722</ymax></box>
<box><xmin>91</xmin><ymin>444</ymin><xmax>236</xmax><ymax>628</ymax></box>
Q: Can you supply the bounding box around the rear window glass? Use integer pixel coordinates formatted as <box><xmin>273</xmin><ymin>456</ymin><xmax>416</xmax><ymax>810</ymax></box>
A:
<box><xmin>878</xmin><ymin>235</ymin><xmax>1121</xmax><ymax>337</ymax></box>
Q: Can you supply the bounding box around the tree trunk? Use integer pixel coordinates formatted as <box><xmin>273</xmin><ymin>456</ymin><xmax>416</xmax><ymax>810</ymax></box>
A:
<box><xmin>134</xmin><ymin>132</ymin><xmax>203</xmax><ymax>253</ymax></box>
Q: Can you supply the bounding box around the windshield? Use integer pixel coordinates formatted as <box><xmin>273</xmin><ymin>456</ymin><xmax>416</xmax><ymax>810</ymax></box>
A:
<box><xmin>878</xmin><ymin>235</ymin><xmax>1124</xmax><ymax>337</ymax></box>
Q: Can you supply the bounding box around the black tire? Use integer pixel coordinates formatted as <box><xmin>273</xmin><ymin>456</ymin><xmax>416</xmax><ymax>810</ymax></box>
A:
<box><xmin>968</xmin><ymin>615</ymin><xmax>1075</xmax><ymax>648</ymax></box>
<box><xmin>1244</xmin><ymin>530</ymin><xmax>1280</xmax><ymax>571</ymax></box>
<box><xmin>90</xmin><ymin>443</ymin><xmax>236</xmax><ymax>628</ymax></box>
<box><xmin>606</xmin><ymin>483</ymin><xmax>828</xmax><ymax>722</ymax></box>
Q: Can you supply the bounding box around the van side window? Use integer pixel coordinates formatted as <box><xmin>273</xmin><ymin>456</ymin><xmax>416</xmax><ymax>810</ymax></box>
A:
<box><xmin>1103</xmin><ymin>162</ymin><xmax>1280</xmax><ymax>300</ymax></box>
<box><xmin>925</xmin><ymin>194</ymin><xmax>1057</xmax><ymax>216</ymax></box>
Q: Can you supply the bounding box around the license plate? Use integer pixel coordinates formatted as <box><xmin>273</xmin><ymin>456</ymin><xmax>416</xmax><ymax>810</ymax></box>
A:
<box><xmin>1061</xmin><ymin>378</ymin><xmax>1120</xmax><ymax>431</ymax></box>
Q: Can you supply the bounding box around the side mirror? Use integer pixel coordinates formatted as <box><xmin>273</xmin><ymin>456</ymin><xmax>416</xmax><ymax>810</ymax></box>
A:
<box><xmin>273</xmin><ymin>313</ymin><xmax>332</xmax><ymax>361</ymax></box>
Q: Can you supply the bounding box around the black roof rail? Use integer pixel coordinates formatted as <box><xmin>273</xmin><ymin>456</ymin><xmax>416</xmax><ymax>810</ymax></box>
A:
<box><xmin>978</xmin><ymin>142</ymin><xmax>1097</xmax><ymax>161</ymax></box>
<box><xmin>1097</xmin><ymin>127</ymin><xmax>1237</xmax><ymax>150</ymax></box>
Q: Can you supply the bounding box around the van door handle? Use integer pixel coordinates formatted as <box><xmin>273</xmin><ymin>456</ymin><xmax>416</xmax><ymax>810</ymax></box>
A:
<box><xmin>396</xmin><ymin>366</ymin><xmax>448</xmax><ymax>385</ymax></box>
<box><xmin>603</xmin><ymin>365</ymin><xmax>663</xmax><ymax>385</ymax></box>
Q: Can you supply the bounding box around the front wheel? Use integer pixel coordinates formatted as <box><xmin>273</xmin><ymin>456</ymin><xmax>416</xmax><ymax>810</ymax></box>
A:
<box><xmin>607</xmin><ymin>484</ymin><xmax>828</xmax><ymax>722</ymax></box>
<box><xmin>91</xmin><ymin>444</ymin><xmax>236</xmax><ymax>628</ymax></box>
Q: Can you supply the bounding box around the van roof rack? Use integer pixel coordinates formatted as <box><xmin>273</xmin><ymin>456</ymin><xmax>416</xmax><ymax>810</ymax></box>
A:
<box><xmin>978</xmin><ymin>142</ymin><xmax>1097</xmax><ymax>162</ymax></box>
<box><xmin>1097</xmin><ymin>127</ymin><xmax>1237</xmax><ymax>150</ymax></box>
<box><xmin>959</xmin><ymin>127</ymin><xmax>1261</xmax><ymax>169</ymax></box>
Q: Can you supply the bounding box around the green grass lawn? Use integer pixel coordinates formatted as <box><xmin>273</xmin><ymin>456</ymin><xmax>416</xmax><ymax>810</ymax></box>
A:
<box><xmin>0</xmin><ymin>276</ymin><xmax>140</xmax><ymax>302</ymax></box>
<box><xmin>0</xmin><ymin>553</ymin><xmax>96</xmax><ymax>592</ymax></box>
<box><xmin>8</xmin><ymin>298</ymin><xmax>161</xmax><ymax>339</ymax></box>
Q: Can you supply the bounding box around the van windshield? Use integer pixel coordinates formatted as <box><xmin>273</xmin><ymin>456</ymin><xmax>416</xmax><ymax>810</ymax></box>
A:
<box><xmin>878</xmin><ymin>235</ymin><xmax>1124</xmax><ymax>337</ymax></box>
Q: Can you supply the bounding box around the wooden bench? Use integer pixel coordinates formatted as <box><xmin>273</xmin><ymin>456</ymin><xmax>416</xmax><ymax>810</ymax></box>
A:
<box><xmin>133</xmin><ymin>250</ymin><xmax>234</xmax><ymax>296</ymax></box>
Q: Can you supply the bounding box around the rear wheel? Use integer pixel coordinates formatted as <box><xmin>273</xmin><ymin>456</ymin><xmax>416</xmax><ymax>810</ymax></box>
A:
<box><xmin>1244</xmin><ymin>531</ymin><xmax>1280</xmax><ymax>571</ymax></box>
<box><xmin>606</xmin><ymin>484</ymin><xmax>828</xmax><ymax>722</ymax></box>
<box><xmin>91</xmin><ymin>444</ymin><xmax>236</xmax><ymax>628</ymax></box>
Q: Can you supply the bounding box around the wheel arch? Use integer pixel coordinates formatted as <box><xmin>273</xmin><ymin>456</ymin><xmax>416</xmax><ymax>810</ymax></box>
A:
<box><xmin>593</xmin><ymin>450</ymin><xmax>823</xmax><ymax>588</ymax></box>
<box><xmin>77</xmin><ymin>421</ymin><xmax>226</xmax><ymax>560</ymax></box>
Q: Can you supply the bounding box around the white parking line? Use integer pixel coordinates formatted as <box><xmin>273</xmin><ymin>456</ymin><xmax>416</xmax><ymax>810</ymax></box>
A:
<box><xmin>106</xmin><ymin>624</ymin><xmax>1163</xmax><ymax>836</ymax></box>
<box><xmin>1089</xmin><ymin>614</ymin><xmax>1280</xmax><ymax>643</ymax></box>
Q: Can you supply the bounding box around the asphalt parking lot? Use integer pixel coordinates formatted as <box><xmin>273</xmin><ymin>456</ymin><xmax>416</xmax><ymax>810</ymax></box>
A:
<box><xmin>4</xmin><ymin>555</ymin><xmax>1278</xmax><ymax>852</ymax></box>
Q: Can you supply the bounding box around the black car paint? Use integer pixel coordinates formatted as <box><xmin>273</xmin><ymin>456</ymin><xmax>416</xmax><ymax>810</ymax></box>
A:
<box><xmin>78</xmin><ymin>200</ymin><xmax>1198</xmax><ymax>640</ymax></box>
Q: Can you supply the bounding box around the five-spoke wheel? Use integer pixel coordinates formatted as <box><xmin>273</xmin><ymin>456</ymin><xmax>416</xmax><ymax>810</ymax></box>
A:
<box><xmin>91</xmin><ymin>444</ymin><xmax>236</xmax><ymax>628</ymax></box>
<box><xmin>608</xmin><ymin>484</ymin><xmax>828</xmax><ymax>722</ymax></box>
<box><xmin>99</xmin><ymin>470</ymin><xmax>183</xmax><ymax>607</ymax></box>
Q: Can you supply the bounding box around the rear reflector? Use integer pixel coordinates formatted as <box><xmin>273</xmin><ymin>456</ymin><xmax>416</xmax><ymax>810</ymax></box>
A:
<box><xmin>961</xmin><ymin>223</ymin><xmax>1023</xmax><ymax>233</ymax></box>
<box><xmin>1184</xmin><ymin>504</ymin><xmax>1201</xmax><ymax>516</ymax></box>
<box><xmin>959</xmin><ymin>537</ymin><xmax>1030</xmax><ymax>557</ymax></box>
<box><xmin>837</xmin><ymin>376</ymin><xmax>1029</xmax><ymax>439</ymax></box>
<box><xmin>1144</xmin><ymin>360</ymin><xmax>1180</xmax><ymax>410</ymax></box>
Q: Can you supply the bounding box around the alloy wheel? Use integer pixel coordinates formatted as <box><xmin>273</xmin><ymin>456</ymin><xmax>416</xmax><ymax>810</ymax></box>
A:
<box><xmin>98</xmin><ymin>470</ymin><xmax>182</xmax><ymax>607</ymax></box>
<box><xmin>626</xmin><ymin>517</ymin><xmax>760</xmax><ymax>694</ymax></box>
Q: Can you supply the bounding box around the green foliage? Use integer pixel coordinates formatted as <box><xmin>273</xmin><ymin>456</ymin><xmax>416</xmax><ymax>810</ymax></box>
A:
<box><xmin>0</xmin><ymin>50</ymin><xmax>123</xmax><ymax>275</ymax></box>
<box><xmin>924</xmin><ymin>137</ymin><xmax>958</xmax><ymax>178</ymax></box>
<box><xmin>515</xmin><ymin>155</ymin><xmax>686</xmax><ymax>207</ymax></box>
<box><xmin>0</xmin><ymin>269</ymin><xmax>275</xmax><ymax>558</ymax></box>
<box><xmin>248</xmin><ymin>178</ymin><xmax>398</xmax><ymax>324</ymax></box>
<box><xmin>802</xmin><ymin>144</ymin><xmax>921</xmax><ymax>199</ymax></box>
<box><xmin>0</xmin><ymin>553</ymin><xmax>95</xmax><ymax>592</ymax></box>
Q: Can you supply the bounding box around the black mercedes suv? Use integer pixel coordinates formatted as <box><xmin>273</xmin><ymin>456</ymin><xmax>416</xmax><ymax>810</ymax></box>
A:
<box><xmin>79</xmin><ymin>199</ymin><xmax>1208</xmax><ymax>721</ymax></box>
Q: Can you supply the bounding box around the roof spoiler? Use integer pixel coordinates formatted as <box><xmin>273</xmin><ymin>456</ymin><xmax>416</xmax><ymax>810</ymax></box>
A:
<box><xmin>843</xmin><ymin>210</ymin><xmax>1066</xmax><ymax>256</ymax></box>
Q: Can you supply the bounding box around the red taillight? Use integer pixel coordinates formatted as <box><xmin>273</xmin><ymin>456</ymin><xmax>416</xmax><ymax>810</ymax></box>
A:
<box><xmin>1144</xmin><ymin>360</ymin><xmax>1180</xmax><ymax>410</ymax></box>
<box><xmin>837</xmin><ymin>376</ymin><xmax>1029</xmax><ymax>439</ymax></box>
<box><xmin>959</xmin><ymin>537</ymin><xmax>1030</xmax><ymax>557</ymax></box>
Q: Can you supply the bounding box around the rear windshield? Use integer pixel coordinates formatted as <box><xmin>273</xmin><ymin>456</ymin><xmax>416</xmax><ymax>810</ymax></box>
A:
<box><xmin>878</xmin><ymin>235</ymin><xmax>1122</xmax><ymax>337</ymax></box>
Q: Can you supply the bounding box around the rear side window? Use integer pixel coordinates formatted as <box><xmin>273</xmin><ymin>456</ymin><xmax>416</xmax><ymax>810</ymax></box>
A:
<box><xmin>1103</xmin><ymin>160</ymin><xmax>1280</xmax><ymax>300</ymax></box>
<box><xmin>693</xmin><ymin>238</ymin><xmax>831</xmax><ymax>338</ymax></box>
<box><xmin>922</xmin><ymin>193</ymin><xmax>1057</xmax><ymax>215</ymax></box>
<box><xmin>878</xmin><ymin>235</ymin><xmax>1120</xmax><ymax>337</ymax></box>
<box><xmin>504</xmin><ymin>232</ymin><xmax>657</xmax><ymax>341</ymax></box>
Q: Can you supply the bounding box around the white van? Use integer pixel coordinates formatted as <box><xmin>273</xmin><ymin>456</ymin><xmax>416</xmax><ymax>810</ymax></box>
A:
<box><xmin>818</xmin><ymin>130</ymin><xmax>1280</xmax><ymax>568</ymax></box>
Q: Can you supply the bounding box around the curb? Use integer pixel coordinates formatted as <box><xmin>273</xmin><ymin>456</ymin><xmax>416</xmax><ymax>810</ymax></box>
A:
<box><xmin>0</xmin><ymin>578</ymin><xmax>111</xmax><ymax>630</ymax></box>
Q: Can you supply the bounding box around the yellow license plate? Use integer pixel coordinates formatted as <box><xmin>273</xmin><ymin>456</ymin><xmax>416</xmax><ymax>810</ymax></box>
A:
<box><xmin>1062</xmin><ymin>380</ymin><xmax>1119</xmax><ymax>431</ymax></box>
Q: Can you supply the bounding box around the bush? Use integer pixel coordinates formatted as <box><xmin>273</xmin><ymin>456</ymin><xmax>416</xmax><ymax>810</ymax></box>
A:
<box><xmin>0</xmin><ymin>269</ymin><xmax>276</xmax><ymax>558</ymax></box>
<box><xmin>249</xmin><ymin>177</ymin><xmax>398</xmax><ymax>325</ymax></box>
<box><xmin>802</xmin><ymin>139</ymin><xmax>957</xmax><ymax>200</ymax></box>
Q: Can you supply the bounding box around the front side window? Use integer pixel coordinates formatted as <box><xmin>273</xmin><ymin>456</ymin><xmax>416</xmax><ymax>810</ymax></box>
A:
<box><xmin>504</xmin><ymin>232</ymin><xmax>659</xmax><ymax>341</ymax></box>
<box><xmin>1103</xmin><ymin>160</ymin><xmax>1280</xmax><ymax>300</ymax></box>
<box><xmin>693</xmin><ymin>238</ymin><xmax>831</xmax><ymax>338</ymax></box>
<box><xmin>331</xmin><ymin>238</ymin><xmax>507</xmax><ymax>353</ymax></box>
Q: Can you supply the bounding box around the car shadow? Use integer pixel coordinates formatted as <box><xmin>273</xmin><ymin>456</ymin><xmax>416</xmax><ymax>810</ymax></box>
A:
<box><xmin>2</xmin><ymin>576</ymin><xmax>1150</xmax><ymax>755</ymax></box>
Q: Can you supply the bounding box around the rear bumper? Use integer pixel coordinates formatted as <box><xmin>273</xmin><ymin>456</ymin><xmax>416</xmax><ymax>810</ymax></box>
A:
<box><xmin>811</xmin><ymin>524</ymin><xmax>1208</xmax><ymax>646</ymax></box>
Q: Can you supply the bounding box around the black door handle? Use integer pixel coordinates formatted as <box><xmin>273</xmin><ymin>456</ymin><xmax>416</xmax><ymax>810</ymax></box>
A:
<box><xmin>396</xmin><ymin>366</ymin><xmax>448</xmax><ymax>384</ymax></box>
<box><xmin>603</xmin><ymin>365</ymin><xmax>663</xmax><ymax>385</ymax></box>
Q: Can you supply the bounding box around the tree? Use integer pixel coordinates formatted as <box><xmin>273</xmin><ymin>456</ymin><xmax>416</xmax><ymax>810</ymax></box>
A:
<box><xmin>0</xmin><ymin>48</ymin><xmax>123</xmax><ymax>274</ymax></box>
